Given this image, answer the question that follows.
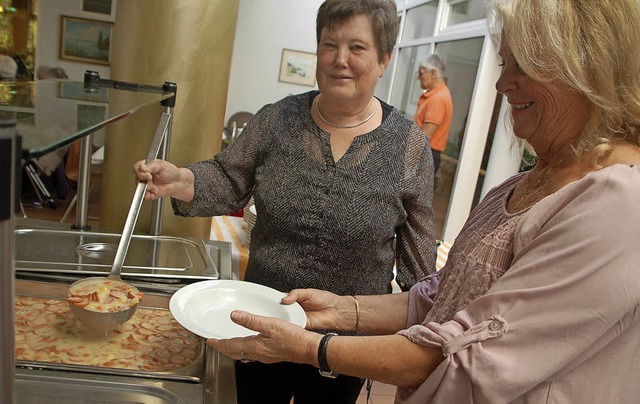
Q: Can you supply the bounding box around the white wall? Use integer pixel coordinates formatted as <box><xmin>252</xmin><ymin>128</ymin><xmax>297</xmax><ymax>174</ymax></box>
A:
<box><xmin>224</xmin><ymin>0</ymin><xmax>323</xmax><ymax>123</ymax></box>
<box><xmin>36</xmin><ymin>0</ymin><xmax>115</xmax><ymax>81</ymax></box>
<box><xmin>36</xmin><ymin>0</ymin><xmax>366</xmax><ymax>127</ymax></box>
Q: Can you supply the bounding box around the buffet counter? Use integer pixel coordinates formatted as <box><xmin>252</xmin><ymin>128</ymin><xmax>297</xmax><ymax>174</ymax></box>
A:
<box><xmin>12</xmin><ymin>218</ymin><xmax>238</xmax><ymax>403</ymax></box>
<box><xmin>13</xmin><ymin>279</ymin><xmax>237</xmax><ymax>404</ymax></box>
<box><xmin>1</xmin><ymin>77</ymin><xmax>243</xmax><ymax>403</ymax></box>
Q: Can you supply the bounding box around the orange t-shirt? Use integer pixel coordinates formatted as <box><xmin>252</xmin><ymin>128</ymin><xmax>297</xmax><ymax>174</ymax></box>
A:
<box><xmin>413</xmin><ymin>82</ymin><xmax>452</xmax><ymax>152</ymax></box>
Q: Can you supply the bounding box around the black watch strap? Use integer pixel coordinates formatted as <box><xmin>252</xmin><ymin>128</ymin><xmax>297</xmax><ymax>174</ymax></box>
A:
<box><xmin>317</xmin><ymin>332</ymin><xmax>338</xmax><ymax>378</ymax></box>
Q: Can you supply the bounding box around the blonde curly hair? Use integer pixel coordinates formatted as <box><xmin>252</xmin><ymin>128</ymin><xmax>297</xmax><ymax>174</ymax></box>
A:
<box><xmin>486</xmin><ymin>0</ymin><xmax>640</xmax><ymax>162</ymax></box>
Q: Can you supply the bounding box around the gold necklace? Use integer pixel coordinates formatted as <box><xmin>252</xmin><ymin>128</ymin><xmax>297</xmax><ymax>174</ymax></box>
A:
<box><xmin>316</xmin><ymin>96</ymin><xmax>378</xmax><ymax>129</ymax></box>
<box><xmin>509</xmin><ymin>157</ymin><xmax>573</xmax><ymax>212</ymax></box>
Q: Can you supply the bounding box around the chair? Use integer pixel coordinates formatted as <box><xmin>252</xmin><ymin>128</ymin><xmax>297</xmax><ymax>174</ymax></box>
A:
<box><xmin>60</xmin><ymin>146</ymin><xmax>104</xmax><ymax>223</ymax></box>
<box><xmin>225</xmin><ymin>111</ymin><xmax>254</xmax><ymax>141</ymax></box>
<box><xmin>22</xmin><ymin>160</ymin><xmax>57</xmax><ymax>209</ymax></box>
<box><xmin>226</xmin><ymin>111</ymin><xmax>254</xmax><ymax>133</ymax></box>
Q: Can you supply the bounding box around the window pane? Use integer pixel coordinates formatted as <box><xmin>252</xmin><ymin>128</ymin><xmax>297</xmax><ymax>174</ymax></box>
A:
<box><xmin>432</xmin><ymin>37</ymin><xmax>484</xmax><ymax>238</ymax></box>
<box><xmin>374</xmin><ymin>53</ymin><xmax>396</xmax><ymax>102</ymax></box>
<box><xmin>388</xmin><ymin>37</ymin><xmax>486</xmax><ymax>238</ymax></box>
<box><xmin>401</xmin><ymin>1</ymin><xmax>439</xmax><ymax>41</ymax></box>
<box><xmin>389</xmin><ymin>44</ymin><xmax>432</xmax><ymax>117</ymax></box>
<box><xmin>472</xmin><ymin>93</ymin><xmax>502</xmax><ymax>208</ymax></box>
<box><xmin>446</xmin><ymin>0</ymin><xmax>485</xmax><ymax>26</ymax></box>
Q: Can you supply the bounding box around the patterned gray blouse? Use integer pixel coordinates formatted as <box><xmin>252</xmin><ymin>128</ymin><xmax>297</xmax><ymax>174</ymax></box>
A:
<box><xmin>173</xmin><ymin>91</ymin><xmax>436</xmax><ymax>296</ymax></box>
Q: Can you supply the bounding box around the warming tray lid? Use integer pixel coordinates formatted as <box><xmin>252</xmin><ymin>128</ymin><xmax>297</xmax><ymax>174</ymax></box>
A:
<box><xmin>15</xmin><ymin>228</ymin><xmax>219</xmax><ymax>280</ymax></box>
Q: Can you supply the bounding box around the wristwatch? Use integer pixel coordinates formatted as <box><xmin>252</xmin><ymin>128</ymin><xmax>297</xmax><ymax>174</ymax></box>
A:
<box><xmin>317</xmin><ymin>332</ymin><xmax>339</xmax><ymax>378</ymax></box>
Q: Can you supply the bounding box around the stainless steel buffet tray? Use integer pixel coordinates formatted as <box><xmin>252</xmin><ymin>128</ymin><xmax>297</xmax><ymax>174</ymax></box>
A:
<box><xmin>13</xmin><ymin>270</ymin><xmax>238</xmax><ymax>404</ymax></box>
<box><xmin>15</xmin><ymin>367</ymin><xmax>205</xmax><ymax>404</ymax></box>
<box><xmin>15</xmin><ymin>280</ymin><xmax>205</xmax><ymax>383</ymax></box>
<box><xmin>15</xmin><ymin>228</ymin><xmax>220</xmax><ymax>280</ymax></box>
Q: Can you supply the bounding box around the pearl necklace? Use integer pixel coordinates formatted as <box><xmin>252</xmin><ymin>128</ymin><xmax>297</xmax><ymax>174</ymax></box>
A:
<box><xmin>316</xmin><ymin>96</ymin><xmax>378</xmax><ymax>129</ymax></box>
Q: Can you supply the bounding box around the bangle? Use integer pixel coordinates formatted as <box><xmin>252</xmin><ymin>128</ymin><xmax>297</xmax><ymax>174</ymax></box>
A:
<box><xmin>352</xmin><ymin>296</ymin><xmax>360</xmax><ymax>331</ymax></box>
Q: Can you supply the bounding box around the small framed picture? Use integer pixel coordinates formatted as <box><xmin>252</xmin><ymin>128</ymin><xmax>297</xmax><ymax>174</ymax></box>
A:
<box><xmin>82</xmin><ymin>0</ymin><xmax>113</xmax><ymax>15</ymax></box>
<box><xmin>278</xmin><ymin>49</ymin><xmax>317</xmax><ymax>87</ymax></box>
<box><xmin>60</xmin><ymin>16</ymin><xmax>113</xmax><ymax>65</ymax></box>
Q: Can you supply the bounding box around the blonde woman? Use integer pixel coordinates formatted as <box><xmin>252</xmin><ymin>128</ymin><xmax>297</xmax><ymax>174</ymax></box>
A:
<box><xmin>210</xmin><ymin>0</ymin><xmax>640</xmax><ymax>402</ymax></box>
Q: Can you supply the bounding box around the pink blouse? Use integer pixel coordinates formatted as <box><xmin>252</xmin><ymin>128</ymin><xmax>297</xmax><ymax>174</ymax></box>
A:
<box><xmin>397</xmin><ymin>164</ymin><xmax>640</xmax><ymax>403</ymax></box>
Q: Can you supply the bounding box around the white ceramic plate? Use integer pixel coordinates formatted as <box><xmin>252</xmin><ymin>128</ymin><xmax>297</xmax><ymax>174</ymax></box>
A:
<box><xmin>170</xmin><ymin>280</ymin><xmax>306</xmax><ymax>339</ymax></box>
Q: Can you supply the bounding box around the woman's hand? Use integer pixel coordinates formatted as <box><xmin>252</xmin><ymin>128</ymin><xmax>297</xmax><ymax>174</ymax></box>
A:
<box><xmin>286</xmin><ymin>289</ymin><xmax>411</xmax><ymax>335</ymax></box>
<box><xmin>208</xmin><ymin>309</ymin><xmax>444</xmax><ymax>387</ymax></box>
<box><xmin>132</xmin><ymin>159</ymin><xmax>194</xmax><ymax>201</ymax></box>
<box><xmin>207</xmin><ymin>310</ymin><xmax>322</xmax><ymax>365</ymax></box>
<box><xmin>282</xmin><ymin>288</ymin><xmax>357</xmax><ymax>331</ymax></box>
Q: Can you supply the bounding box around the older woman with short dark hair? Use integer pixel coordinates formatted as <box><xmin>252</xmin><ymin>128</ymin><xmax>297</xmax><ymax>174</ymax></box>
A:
<box><xmin>134</xmin><ymin>0</ymin><xmax>436</xmax><ymax>402</ymax></box>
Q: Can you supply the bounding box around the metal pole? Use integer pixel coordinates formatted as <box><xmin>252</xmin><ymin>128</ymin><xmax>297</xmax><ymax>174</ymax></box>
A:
<box><xmin>148</xmin><ymin>105</ymin><xmax>173</xmax><ymax>268</ymax></box>
<box><xmin>149</xmin><ymin>82</ymin><xmax>177</xmax><ymax>237</ymax></box>
<box><xmin>149</xmin><ymin>105</ymin><xmax>172</xmax><ymax>236</ymax></box>
<box><xmin>73</xmin><ymin>134</ymin><xmax>93</xmax><ymax>230</ymax></box>
<box><xmin>110</xmin><ymin>113</ymin><xmax>170</xmax><ymax>276</ymax></box>
<box><xmin>0</xmin><ymin>119</ymin><xmax>17</xmax><ymax>404</ymax></box>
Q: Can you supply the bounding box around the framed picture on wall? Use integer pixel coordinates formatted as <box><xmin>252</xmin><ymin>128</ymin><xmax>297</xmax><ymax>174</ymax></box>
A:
<box><xmin>278</xmin><ymin>49</ymin><xmax>317</xmax><ymax>87</ymax></box>
<box><xmin>82</xmin><ymin>0</ymin><xmax>113</xmax><ymax>15</ymax></box>
<box><xmin>60</xmin><ymin>16</ymin><xmax>113</xmax><ymax>65</ymax></box>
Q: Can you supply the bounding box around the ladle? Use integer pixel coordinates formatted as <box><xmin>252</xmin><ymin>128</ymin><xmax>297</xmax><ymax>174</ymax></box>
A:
<box><xmin>68</xmin><ymin>113</ymin><xmax>172</xmax><ymax>332</ymax></box>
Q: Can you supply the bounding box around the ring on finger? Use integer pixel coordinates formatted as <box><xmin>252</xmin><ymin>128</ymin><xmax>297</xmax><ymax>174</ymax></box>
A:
<box><xmin>240</xmin><ymin>352</ymin><xmax>253</xmax><ymax>363</ymax></box>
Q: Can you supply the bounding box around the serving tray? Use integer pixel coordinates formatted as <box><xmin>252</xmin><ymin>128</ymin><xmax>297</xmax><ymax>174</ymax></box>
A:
<box><xmin>15</xmin><ymin>280</ymin><xmax>206</xmax><ymax>382</ymax></box>
<box><xmin>15</xmin><ymin>228</ymin><xmax>218</xmax><ymax>280</ymax></box>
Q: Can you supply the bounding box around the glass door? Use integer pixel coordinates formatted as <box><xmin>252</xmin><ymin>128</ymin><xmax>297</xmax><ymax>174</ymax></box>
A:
<box><xmin>430</xmin><ymin>37</ymin><xmax>484</xmax><ymax>239</ymax></box>
<box><xmin>388</xmin><ymin>36</ymin><xmax>485</xmax><ymax>239</ymax></box>
<box><xmin>385</xmin><ymin>0</ymin><xmax>518</xmax><ymax>241</ymax></box>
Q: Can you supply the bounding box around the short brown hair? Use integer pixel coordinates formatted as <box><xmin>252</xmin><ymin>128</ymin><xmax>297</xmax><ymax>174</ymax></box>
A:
<box><xmin>316</xmin><ymin>0</ymin><xmax>399</xmax><ymax>63</ymax></box>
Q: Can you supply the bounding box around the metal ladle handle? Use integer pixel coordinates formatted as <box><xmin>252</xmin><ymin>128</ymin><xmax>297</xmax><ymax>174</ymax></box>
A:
<box><xmin>110</xmin><ymin>112</ymin><xmax>172</xmax><ymax>277</ymax></box>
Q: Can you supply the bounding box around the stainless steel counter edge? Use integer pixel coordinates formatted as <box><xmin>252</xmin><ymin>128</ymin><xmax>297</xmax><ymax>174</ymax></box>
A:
<box><xmin>14</xmin><ymin>349</ymin><xmax>238</xmax><ymax>404</ymax></box>
<box><xmin>206</xmin><ymin>346</ymin><xmax>238</xmax><ymax>404</ymax></box>
<box><xmin>15</xmin><ymin>367</ymin><xmax>202</xmax><ymax>403</ymax></box>
<box><xmin>1</xmin><ymin>125</ymin><xmax>17</xmax><ymax>404</ymax></box>
<box><xmin>204</xmin><ymin>238</ymin><xmax>238</xmax><ymax>403</ymax></box>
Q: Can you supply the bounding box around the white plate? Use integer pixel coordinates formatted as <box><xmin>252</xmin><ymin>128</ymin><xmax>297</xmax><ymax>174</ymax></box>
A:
<box><xmin>170</xmin><ymin>280</ymin><xmax>306</xmax><ymax>339</ymax></box>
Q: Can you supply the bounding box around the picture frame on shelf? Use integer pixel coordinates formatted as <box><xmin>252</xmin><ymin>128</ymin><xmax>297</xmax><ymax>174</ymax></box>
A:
<box><xmin>278</xmin><ymin>49</ymin><xmax>317</xmax><ymax>87</ymax></box>
<box><xmin>60</xmin><ymin>16</ymin><xmax>113</xmax><ymax>65</ymax></box>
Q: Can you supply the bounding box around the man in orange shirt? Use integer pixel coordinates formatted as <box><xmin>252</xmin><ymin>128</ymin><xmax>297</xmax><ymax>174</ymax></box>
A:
<box><xmin>413</xmin><ymin>53</ymin><xmax>453</xmax><ymax>174</ymax></box>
